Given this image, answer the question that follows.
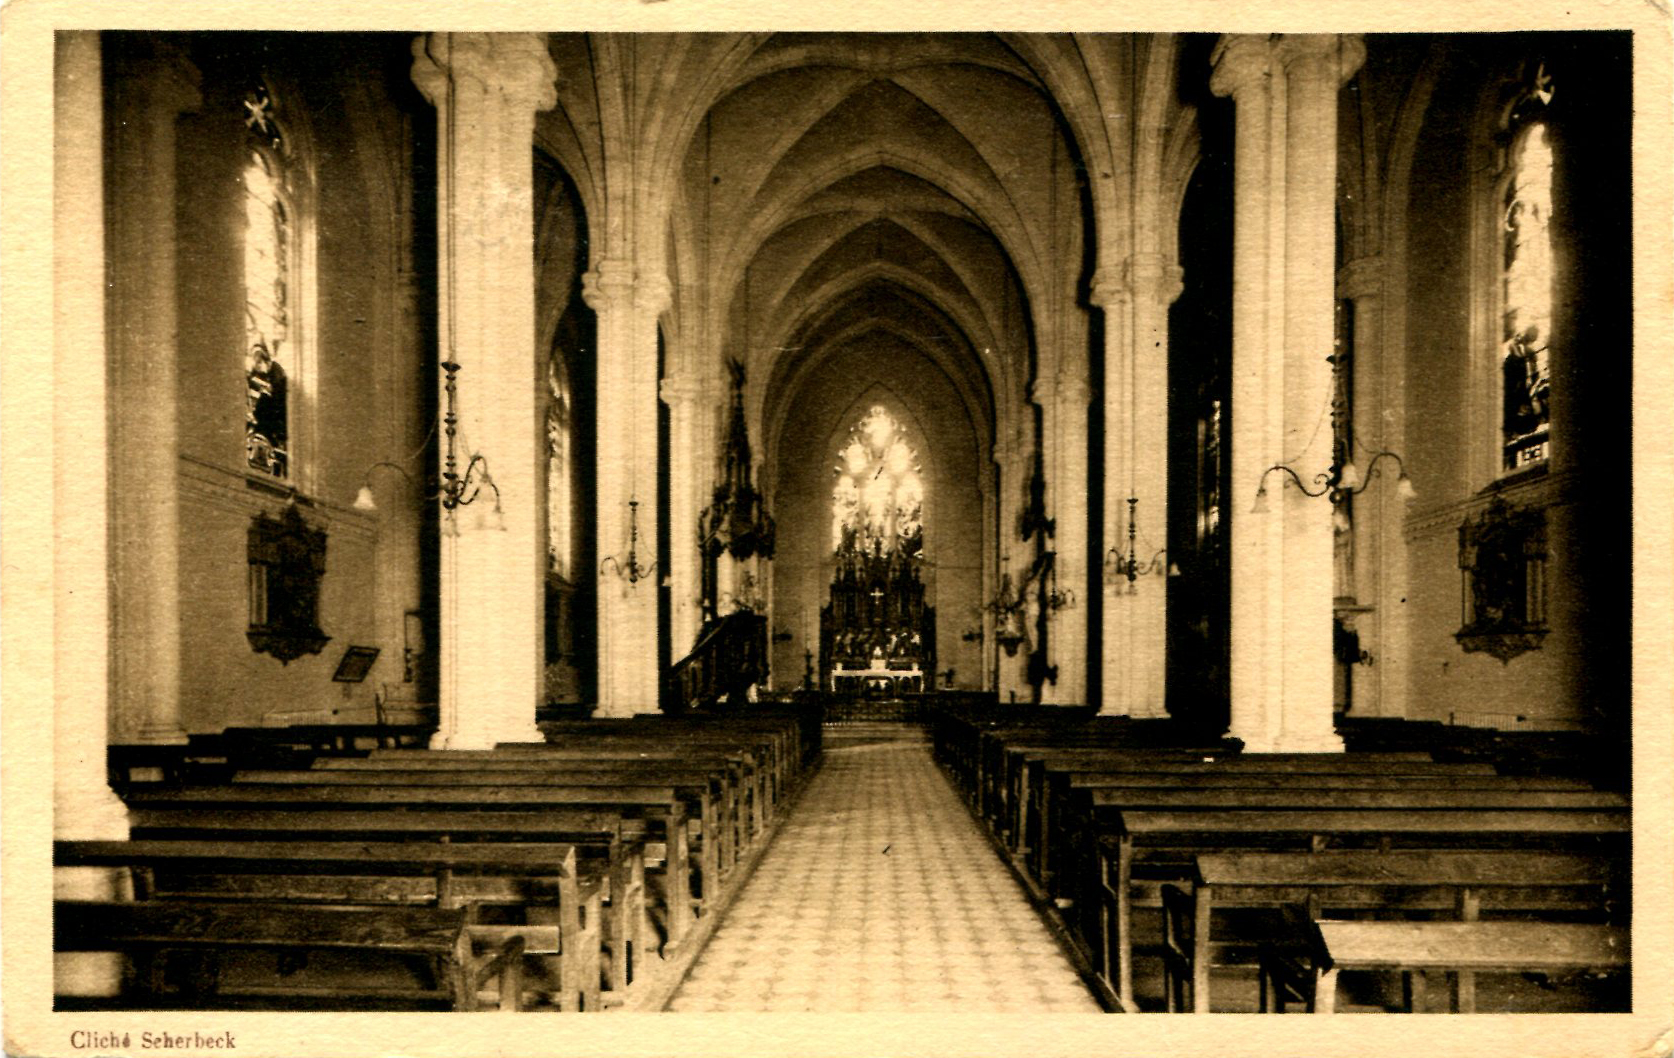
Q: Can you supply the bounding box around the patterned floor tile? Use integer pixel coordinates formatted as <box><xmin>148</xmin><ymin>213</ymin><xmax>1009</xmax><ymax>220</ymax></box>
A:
<box><xmin>664</xmin><ymin>733</ymin><xmax>1101</xmax><ymax>1012</ymax></box>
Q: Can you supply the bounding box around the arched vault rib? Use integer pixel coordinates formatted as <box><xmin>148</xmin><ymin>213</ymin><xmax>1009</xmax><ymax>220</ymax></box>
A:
<box><xmin>712</xmin><ymin>147</ymin><xmax>1045</xmax><ymax>349</ymax></box>
<box><xmin>718</xmin><ymin>33</ymin><xmax>1043</xmax><ymax>101</ymax></box>
<box><xmin>756</xmin><ymin>279</ymin><xmax>1000</xmax><ymax>470</ymax></box>
<box><xmin>761</xmin><ymin>318</ymin><xmax>993</xmax><ymax>499</ymax></box>
<box><xmin>743</xmin><ymin>211</ymin><xmax>1011</xmax><ymax>358</ymax></box>
<box><xmin>769</xmin><ymin>262</ymin><xmax>997</xmax><ymax>385</ymax></box>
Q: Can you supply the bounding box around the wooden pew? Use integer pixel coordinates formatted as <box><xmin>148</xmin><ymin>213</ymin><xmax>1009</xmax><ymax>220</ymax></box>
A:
<box><xmin>1262</xmin><ymin>920</ymin><xmax>1628</xmax><ymax>1013</ymax></box>
<box><xmin>523</xmin><ymin>729</ymin><xmax>783</xmax><ymax>820</ymax></box>
<box><xmin>1029</xmin><ymin>764</ymin><xmax>1591</xmax><ymax>883</ymax></box>
<box><xmin>56</xmin><ymin>900</ymin><xmax>523</xmax><ymax>1011</ymax></box>
<box><xmin>533</xmin><ymin>719</ymin><xmax>797</xmax><ymax>802</ymax></box>
<box><xmin>124</xmin><ymin>783</ymin><xmax>692</xmax><ymax>949</ymax></box>
<box><xmin>241</xmin><ymin>763</ymin><xmax>734</xmax><ymax>903</ymax></box>
<box><xmin>1169</xmin><ymin>849</ymin><xmax>1620</xmax><ymax>1012</ymax></box>
<box><xmin>124</xmin><ymin>783</ymin><xmax>690</xmax><ymax>967</ymax></box>
<box><xmin>1035</xmin><ymin>758</ymin><xmax>1512</xmax><ymax>900</ymax></box>
<box><xmin>55</xmin><ymin>838</ymin><xmax>596</xmax><ymax>1010</ymax></box>
<box><xmin>1090</xmin><ymin>805</ymin><xmax>1629</xmax><ymax>1011</ymax></box>
<box><xmin>354</xmin><ymin>747</ymin><xmax>761</xmax><ymax>858</ymax></box>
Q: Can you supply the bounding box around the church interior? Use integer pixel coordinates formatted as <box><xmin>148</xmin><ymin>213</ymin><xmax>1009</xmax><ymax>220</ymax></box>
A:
<box><xmin>41</xmin><ymin>27</ymin><xmax>1652</xmax><ymax>1022</ymax></box>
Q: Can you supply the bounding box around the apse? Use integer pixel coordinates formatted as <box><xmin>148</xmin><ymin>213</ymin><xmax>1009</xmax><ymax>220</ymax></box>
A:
<box><xmin>769</xmin><ymin>331</ymin><xmax>986</xmax><ymax>691</ymax></box>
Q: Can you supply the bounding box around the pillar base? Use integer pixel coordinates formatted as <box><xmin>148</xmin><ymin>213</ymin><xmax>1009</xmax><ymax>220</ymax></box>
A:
<box><xmin>1238</xmin><ymin>728</ymin><xmax>1345</xmax><ymax>754</ymax></box>
<box><xmin>1099</xmin><ymin>701</ymin><xmax>1169</xmax><ymax>719</ymax></box>
<box><xmin>128</xmin><ymin>722</ymin><xmax>188</xmax><ymax>746</ymax></box>
<box><xmin>55</xmin><ymin>785</ymin><xmax>131</xmax><ymax>841</ymax></box>
<box><xmin>431</xmin><ymin>721</ymin><xmax>545</xmax><ymax>751</ymax></box>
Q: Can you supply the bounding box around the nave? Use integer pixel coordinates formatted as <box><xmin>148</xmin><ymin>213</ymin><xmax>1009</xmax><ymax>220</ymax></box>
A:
<box><xmin>667</xmin><ymin>727</ymin><xmax>1099</xmax><ymax>1013</ymax></box>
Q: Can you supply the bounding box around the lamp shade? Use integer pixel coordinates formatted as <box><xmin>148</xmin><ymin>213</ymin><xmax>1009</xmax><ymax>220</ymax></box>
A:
<box><xmin>353</xmin><ymin>485</ymin><xmax>377</xmax><ymax>511</ymax></box>
<box><xmin>1337</xmin><ymin>459</ymin><xmax>1362</xmax><ymax>490</ymax></box>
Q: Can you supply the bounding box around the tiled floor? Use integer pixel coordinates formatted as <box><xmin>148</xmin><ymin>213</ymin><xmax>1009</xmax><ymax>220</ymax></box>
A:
<box><xmin>665</xmin><ymin>728</ymin><xmax>1101</xmax><ymax>1012</ymax></box>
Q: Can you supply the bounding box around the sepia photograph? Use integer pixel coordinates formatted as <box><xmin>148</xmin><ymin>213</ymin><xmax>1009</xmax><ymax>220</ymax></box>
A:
<box><xmin>4</xmin><ymin>3</ymin><xmax>1671</xmax><ymax>1057</ymax></box>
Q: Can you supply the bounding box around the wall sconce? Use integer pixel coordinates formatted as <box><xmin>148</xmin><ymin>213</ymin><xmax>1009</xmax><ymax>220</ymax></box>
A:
<box><xmin>355</xmin><ymin>360</ymin><xmax>503</xmax><ymax>536</ymax></box>
<box><xmin>353</xmin><ymin>461</ymin><xmax>414</xmax><ymax>512</ymax></box>
<box><xmin>1251</xmin><ymin>352</ymin><xmax>1416</xmax><ymax>521</ymax></box>
<box><xmin>1045</xmin><ymin>584</ymin><xmax>1076</xmax><ymax>612</ymax></box>
<box><xmin>1104</xmin><ymin>496</ymin><xmax>1178</xmax><ymax>593</ymax></box>
<box><xmin>985</xmin><ymin>570</ymin><xmax>1026</xmax><ymax>656</ymax></box>
<box><xmin>436</xmin><ymin>360</ymin><xmax>502</xmax><ymax>536</ymax></box>
<box><xmin>600</xmin><ymin>498</ymin><xmax>657</xmax><ymax>585</ymax></box>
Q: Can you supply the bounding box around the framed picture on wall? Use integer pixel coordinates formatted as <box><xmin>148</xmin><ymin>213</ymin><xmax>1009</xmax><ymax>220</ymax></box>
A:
<box><xmin>331</xmin><ymin>645</ymin><xmax>381</xmax><ymax>683</ymax></box>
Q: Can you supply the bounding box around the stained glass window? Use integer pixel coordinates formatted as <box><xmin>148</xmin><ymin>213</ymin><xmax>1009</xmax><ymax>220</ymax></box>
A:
<box><xmin>244</xmin><ymin>82</ymin><xmax>292</xmax><ymax>479</ymax></box>
<box><xmin>1499</xmin><ymin>69</ymin><xmax>1555</xmax><ymax>472</ymax></box>
<box><xmin>546</xmin><ymin>351</ymin><xmax>573</xmax><ymax>578</ymax></box>
<box><xmin>832</xmin><ymin>406</ymin><xmax>924</xmax><ymax>556</ymax></box>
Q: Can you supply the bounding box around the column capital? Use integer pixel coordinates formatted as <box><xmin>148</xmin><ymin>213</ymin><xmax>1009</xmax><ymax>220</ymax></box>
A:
<box><xmin>1088</xmin><ymin>267</ymin><xmax>1131</xmax><ymax>311</ymax></box>
<box><xmin>1127</xmin><ymin>252</ymin><xmax>1185</xmax><ymax>307</ymax></box>
<box><xmin>1028</xmin><ymin>375</ymin><xmax>1055</xmax><ymax>407</ymax></box>
<box><xmin>581</xmin><ymin>257</ymin><xmax>636</xmax><ymax>312</ymax></box>
<box><xmin>1053</xmin><ymin>372</ymin><xmax>1094</xmax><ymax>409</ymax></box>
<box><xmin>636</xmin><ymin>273</ymin><xmax>673</xmax><ymax>316</ymax></box>
<box><xmin>411</xmin><ymin>32</ymin><xmax>558</xmax><ymax>113</ymax></box>
<box><xmin>1275</xmin><ymin>33</ymin><xmax>1366</xmax><ymax>88</ymax></box>
<box><xmin>1209</xmin><ymin>34</ymin><xmax>1272</xmax><ymax>99</ymax></box>
<box><xmin>1337</xmin><ymin>255</ymin><xmax>1385</xmax><ymax>299</ymax></box>
<box><xmin>659</xmin><ymin>373</ymin><xmax>710</xmax><ymax>408</ymax></box>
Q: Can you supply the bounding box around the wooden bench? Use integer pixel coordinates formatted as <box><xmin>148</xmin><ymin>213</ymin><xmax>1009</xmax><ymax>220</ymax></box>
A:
<box><xmin>57</xmin><ymin>838</ymin><xmax>603</xmax><ymax>1011</ymax></box>
<box><xmin>55</xmin><ymin>900</ymin><xmax>524</xmax><ymax>1011</ymax></box>
<box><xmin>1029</xmin><ymin>765</ymin><xmax>1592</xmax><ymax>894</ymax></box>
<box><xmin>124</xmin><ymin>804</ymin><xmax>650</xmax><ymax>996</ymax></box>
<box><xmin>1166</xmin><ymin>849</ymin><xmax>1620</xmax><ymax>1012</ymax></box>
<box><xmin>126</xmin><ymin>782</ymin><xmax>692</xmax><ymax>952</ymax></box>
<box><xmin>241</xmin><ymin>764</ymin><xmax>735</xmax><ymax>903</ymax></box>
<box><xmin>1090</xmin><ymin>805</ymin><xmax>1629</xmax><ymax>1011</ymax></box>
<box><xmin>1037</xmin><ymin>759</ymin><xmax>1519</xmax><ymax>900</ymax></box>
<box><xmin>509</xmin><ymin>733</ymin><xmax>780</xmax><ymax>823</ymax></box>
<box><xmin>1260</xmin><ymin>919</ymin><xmax>1629</xmax><ymax>1013</ymax></box>
<box><xmin>348</xmin><ymin>748</ymin><xmax>759</xmax><ymax>863</ymax></box>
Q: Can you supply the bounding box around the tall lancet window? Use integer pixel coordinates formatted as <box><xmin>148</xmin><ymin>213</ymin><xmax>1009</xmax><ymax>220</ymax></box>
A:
<box><xmin>243</xmin><ymin>80</ymin><xmax>293</xmax><ymax>479</ymax></box>
<box><xmin>832</xmin><ymin>406</ymin><xmax>924</xmax><ymax>558</ymax></box>
<box><xmin>546</xmin><ymin>350</ymin><xmax>573</xmax><ymax>579</ymax></box>
<box><xmin>1499</xmin><ymin>67</ymin><xmax>1555</xmax><ymax>472</ymax></box>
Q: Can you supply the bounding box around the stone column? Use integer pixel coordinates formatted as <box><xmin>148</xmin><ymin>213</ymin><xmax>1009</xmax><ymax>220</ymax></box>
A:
<box><xmin>1036</xmin><ymin>373</ymin><xmax>1091</xmax><ymax>706</ymax></box>
<box><xmin>56</xmin><ymin>31</ymin><xmax>130</xmax><ymax>839</ymax></box>
<box><xmin>586</xmin><ymin>263</ymin><xmax>668</xmax><ymax>715</ymax></box>
<box><xmin>1338</xmin><ymin>255</ymin><xmax>1406</xmax><ymax>717</ymax></box>
<box><xmin>1213</xmin><ymin>34</ymin><xmax>1362</xmax><ymax>752</ymax></box>
<box><xmin>412</xmin><ymin>33</ymin><xmax>555</xmax><ymax>748</ymax></box>
<box><xmin>1095</xmin><ymin>258</ymin><xmax>1181</xmax><ymax>718</ymax></box>
<box><xmin>54</xmin><ymin>34</ymin><xmax>129</xmax><ymax>1001</ymax></box>
<box><xmin>106</xmin><ymin>38</ymin><xmax>199</xmax><ymax>746</ymax></box>
<box><xmin>978</xmin><ymin>459</ymin><xmax>996</xmax><ymax>691</ymax></box>
<box><xmin>991</xmin><ymin>425</ymin><xmax>1026</xmax><ymax>701</ymax></box>
<box><xmin>662</xmin><ymin>371</ymin><xmax>710</xmax><ymax>656</ymax></box>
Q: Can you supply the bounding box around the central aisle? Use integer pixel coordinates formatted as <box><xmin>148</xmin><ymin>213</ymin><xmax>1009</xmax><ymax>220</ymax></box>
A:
<box><xmin>665</xmin><ymin>729</ymin><xmax>1102</xmax><ymax>1012</ymax></box>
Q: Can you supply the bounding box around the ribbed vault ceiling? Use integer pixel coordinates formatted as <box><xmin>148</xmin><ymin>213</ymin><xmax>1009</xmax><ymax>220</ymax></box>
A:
<box><xmin>681</xmin><ymin>32</ymin><xmax>1089</xmax><ymax>457</ymax></box>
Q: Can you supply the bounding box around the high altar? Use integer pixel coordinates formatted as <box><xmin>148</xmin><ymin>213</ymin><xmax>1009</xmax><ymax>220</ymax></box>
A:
<box><xmin>820</xmin><ymin>531</ymin><xmax>936</xmax><ymax>695</ymax></box>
